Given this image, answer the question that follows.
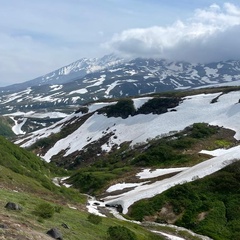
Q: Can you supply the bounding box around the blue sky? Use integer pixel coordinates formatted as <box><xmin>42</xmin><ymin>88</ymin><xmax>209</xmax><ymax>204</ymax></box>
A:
<box><xmin>1</xmin><ymin>0</ymin><xmax>240</xmax><ymax>86</ymax></box>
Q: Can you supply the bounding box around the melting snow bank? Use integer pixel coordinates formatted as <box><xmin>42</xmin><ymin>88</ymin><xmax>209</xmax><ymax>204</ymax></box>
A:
<box><xmin>11</xmin><ymin>117</ymin><xmax>27</xmax><ymax>135</ymax></box>
<box><xmin>19</xmin><ymin>91</ymin><xmax>240</xmax><ymax>162</ymax></box>
<box><xmin>145</xmin><ymin>222</ymin><xmax>212</xmax><ymax>240</ymax></box>
<box><xmin>86</xmin><ymin>197</ymin><xmax>212</xmax><ymax>240</ymax></box>
<box><xmin>151</xmin><ymin>231</ymin><xmax>185</xmax><ymax>240</ymax></box>
<box><xmin>103</xmin><ymin>145</ymin><xmax>240</xmax><ymax>214</ymax></box>
<box><xmin>106</xmin><ymin>182</ymin><xmax>149</xmax><ymax>192</ymax></box>
<box><xmin>136</xmin><ymin>167</ymin><xmax>189</xmax><ymax>179</ymax></box>
<box><xmin>86</xmin><ymin>196</ymin><xmax>106</xmax><ymax>217</ymax></box>
<box><xmin>52</xmin><ymin>176</ymin><xmax>72</xmax><ymax>188</ymax></box>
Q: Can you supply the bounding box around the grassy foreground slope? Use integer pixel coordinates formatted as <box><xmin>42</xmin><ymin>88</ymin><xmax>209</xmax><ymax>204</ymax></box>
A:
<box><xmin>0</xmin><ymin>188</ymin><xmax>164</xmax><ymax>240</ymax></box>
<box><xmin>0</xmin><ymin>116</ymin><xmax>15</xmax><ymax>138</ymax></box>
<box><xmin>0</xmin><ymin>136</ymin><xmax>163</xmax><ymax>239</ymax></box>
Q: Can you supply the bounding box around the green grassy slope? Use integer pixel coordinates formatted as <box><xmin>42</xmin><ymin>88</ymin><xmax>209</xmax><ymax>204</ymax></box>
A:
<box><xmin>0</xmin><ymin>116</ymin><xmax>15</xmax><ymax>137</ymax></box>
<box><xmin>0</xmin><ymin>188</ymin><xmax>164</xmax><ymax>240</ymax></box>
<box><xmin>0</xmin><ymin>136</ymin><xmax>164</xmax><ymax>239</ymax></box>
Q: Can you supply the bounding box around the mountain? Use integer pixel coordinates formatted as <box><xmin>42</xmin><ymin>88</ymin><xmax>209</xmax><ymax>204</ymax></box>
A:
<box><xmin>1</xmin><ymin>55</ymin><xmax>240</xmax><ymax>118</ymax></box>
<box><xmin>4</xmin><ymin>54</ymin><xmax>240</xmax><ymax>239</ymax></box>
<box><xmin>0</xmin><ymin>54</ymin><xmax>124</xmax><ymax>93</ymax></box>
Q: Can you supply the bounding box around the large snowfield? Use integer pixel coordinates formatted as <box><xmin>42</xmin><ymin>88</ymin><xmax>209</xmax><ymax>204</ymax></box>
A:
<box><xmin>20</xmin><ymin>91</ymin><xmax>240</xmax><ymax>160</ymax></box>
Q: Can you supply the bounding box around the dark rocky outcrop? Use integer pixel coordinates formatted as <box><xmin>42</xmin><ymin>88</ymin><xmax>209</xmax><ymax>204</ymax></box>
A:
<box><xmin>46</xmin><ymin>228</ymin><xmax>63</xmax><ymax>240</ymax></box>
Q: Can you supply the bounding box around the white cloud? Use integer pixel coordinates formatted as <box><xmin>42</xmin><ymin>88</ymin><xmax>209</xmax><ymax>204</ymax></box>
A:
<box><xmin>106</xmin><ymin>2</ymin><xmax>240</xmax><ymax>63</ymax></box>
<box><xmin>1</xmin><ymin>1</ymin><xmax>240</xmax><ymax>87</ymax></box>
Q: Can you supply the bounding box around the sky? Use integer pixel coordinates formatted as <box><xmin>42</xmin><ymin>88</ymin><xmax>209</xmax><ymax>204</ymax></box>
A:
<box><xmin>1</xmin><ymin>0</ymin><xmax>240</xmax><ymax>87</ymax></box>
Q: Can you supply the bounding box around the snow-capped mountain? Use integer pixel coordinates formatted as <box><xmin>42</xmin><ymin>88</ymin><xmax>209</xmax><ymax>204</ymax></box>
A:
<box><xmin>1</xmin><ymin>55</ymin><xmax>240</xmax><ymax>116</ymax></box>
<box><xmin>0</xmin><ymin>54</ymin><xmax>124</xmax><ymax>93</ymax></box>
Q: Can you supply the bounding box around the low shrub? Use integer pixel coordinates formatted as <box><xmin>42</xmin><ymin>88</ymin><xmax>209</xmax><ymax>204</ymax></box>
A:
<box><xmin>34</xmin><ymin>203</ymin><xmax>55</xmax><ymax>219</ymax></box>
<box><xmin>87</xmin><ymin>213</ymin><xmax>102</xmax><ymax>225</ymax></box>
<box><xmin>107</xmin><ymin>226</ymin><xmax>137</xmax><ymax>240</ymax></box>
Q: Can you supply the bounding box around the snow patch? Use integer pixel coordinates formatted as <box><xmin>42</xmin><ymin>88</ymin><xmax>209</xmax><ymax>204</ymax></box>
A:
<box><xmin>136</xmin><ymin>168</ymin><xmax>189</xmax><ymax>179</ymax></box>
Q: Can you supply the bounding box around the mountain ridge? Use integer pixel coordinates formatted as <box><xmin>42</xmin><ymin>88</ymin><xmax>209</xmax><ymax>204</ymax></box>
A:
<box><xmin>0</xmin><ymin>53</ymin><xmax>124</xmax><ymax>93</ymax></box>
<box><xmin>1</xmin><ymin>54</ymin><xmax>240</xmax><ymax>117</ymax></box>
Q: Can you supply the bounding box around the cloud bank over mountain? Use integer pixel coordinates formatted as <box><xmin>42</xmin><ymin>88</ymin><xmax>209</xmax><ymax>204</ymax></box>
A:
<box><xmin>1</xmin><ymin>1</ymin><xmax>240</xmax><ymax>87</ymax></box>
<box><xmin>107</xmin><ymin>3</ymin><xmax>240</xmax><ymax>63</ymax></box>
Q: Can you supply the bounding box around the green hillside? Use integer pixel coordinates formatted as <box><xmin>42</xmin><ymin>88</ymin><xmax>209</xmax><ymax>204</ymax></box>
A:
<box><xmin>0</xmin><ymin>136</ymin><xmax>164</xmax><ymax>239</ymax></box>
<box><xmin>0</xmin><ymin>116</ymin><xmax>15</xmax><ymax>137</ymax></box>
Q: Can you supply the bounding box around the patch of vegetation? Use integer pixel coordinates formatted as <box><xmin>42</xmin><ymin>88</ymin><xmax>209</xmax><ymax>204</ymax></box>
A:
<box><xmin>132</xmin><ymin>123</ymin><xmax>219</xmax><ymax>167</ymax></box>
<box><xmin>189</xmin><ymin>123</ymin><xmax>218</xmax><ymax>139</ymax></box>
<box><xmin>66</xmin><ymin>142</ymin><xmax>135</xmax><ymax>194</ymax></box>
<box><xmin>214</xmin><ymin>139</ymin><xmax>232</xmax><ymax>148</ymax></box>
<box><xmin>0</xmin><ymin>136</ymin><xmax>58</xmax><ymax>189</ymax></box>
<box><xmin>34</xmin><ymin>202</ymin><xmax>55</xmax><ymax>219</ymax></box>
<box><xmin>98</xmin><ymin>99</ymin><xmax>136</xmax><ymax>119</ymax></box>
<box><xmin>97</xmin><ymin>97</ymin><xmax>181</xmax><ymax>119</ymax></box>
<box><xmin>137</xmin><ymin>97</ymin><xmax>181</xmax><ymax>114</ymax></box>
<box><xmin>0</xmin><ymin>116</ymin><xmax>15</xmax><ymax>137</ymax></box>
<box><xmin>68</xmin><ymin>170</ymin><xmax>117</xmax><ymax>195</ymax></box>
<box><xmin>107</xmin><ymin>226</ymin><xmax>137</xmax><ymax>240</ymax></box>
<box><xmin>0</xmin><ymin>135</ymin><xmax>86</xmax><ymax>204</ymax></box>
<box><xmin>75</xmin><ymin>106</ymin><xmax>89</xmax><ymax>114</ymax></box>
<box><xmin>87</xmin><ymin>213</ymin><xmax>102</xmax><ymax>225</ymax></box>
<box><xmin>128</xmin><ymin>160</ymin><xmax>240</xmax><ymax>240</ymax></box>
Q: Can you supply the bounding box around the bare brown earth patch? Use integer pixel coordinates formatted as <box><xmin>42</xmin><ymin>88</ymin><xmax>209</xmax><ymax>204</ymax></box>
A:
<box><xmin>144</xmin><ymin>203</ymin><xmax>182</xmax><ymax>224</ymax></box>
<box><xmin>197</xmin><ymin>211</ymin><xmax>209</xmax><ymax>221</ymax></box>
<box><xmin>0</xmin><ymin>214</ymin><xmax>53</xmax><ymax>240</ymax></box>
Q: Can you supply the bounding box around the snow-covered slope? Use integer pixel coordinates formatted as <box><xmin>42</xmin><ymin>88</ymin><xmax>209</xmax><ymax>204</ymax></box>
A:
<box><xmin>17</xmin><ymin>90</ymin><xmax>240</xmax><ymax>163</ymax></box>
<box><xmin>103</xmin><ymin>145</ymin><xmax>240</xmax><ymax>214</ymax></box>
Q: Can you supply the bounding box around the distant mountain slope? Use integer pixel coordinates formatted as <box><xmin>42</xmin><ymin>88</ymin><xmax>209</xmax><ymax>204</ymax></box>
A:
<box><xmin>0</xmin><ymin>54</ymin><xmax>124</xmax><ymax>93</ymax></box>
<box><xmin>16</xmin><ymin>87</ymin><xmax>240</xmax><ymax>168</ymax></box>
<box><xmin>1</xmin><ymin>55</ymin><xmax>240</xmax><ymax>116</ymax></box>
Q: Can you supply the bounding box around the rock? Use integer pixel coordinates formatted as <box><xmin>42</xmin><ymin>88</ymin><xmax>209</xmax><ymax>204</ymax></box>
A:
<box><xmin>46</xmin><ymin>228</ymin><xmax>63</xmax><ymax>240</ymax></box>
<box><xmin>93</xmin><ymin>202</ymin><xmax>100</xmax><ymax>206</ymax></box>
<box><xmin>5</xmin><ymin>202</ymin><xmax>22</xmax><ymax>211</ymax></box>
<box><xmin>116</xmin><ymin>204</ymin><xmax>123</xmax><ymax>213</ymax></box>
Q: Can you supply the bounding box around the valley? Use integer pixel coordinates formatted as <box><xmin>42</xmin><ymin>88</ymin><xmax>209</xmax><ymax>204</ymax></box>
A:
<box><xmin>1</xmin><ymin>56</ymin><xmax>240</xmax><ymax>240</ymax></box>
